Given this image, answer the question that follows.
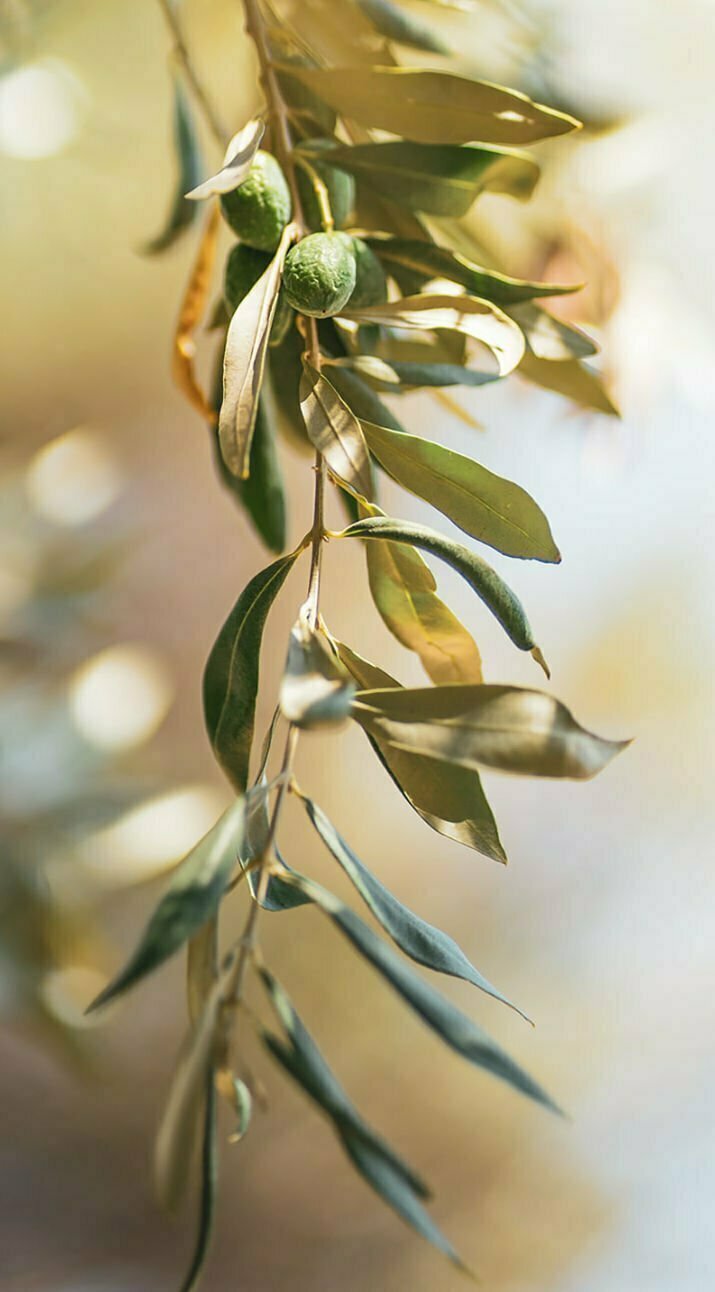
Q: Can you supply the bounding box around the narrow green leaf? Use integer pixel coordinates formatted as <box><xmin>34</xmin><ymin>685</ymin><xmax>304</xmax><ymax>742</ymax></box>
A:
<box><xmin>333</xmin><ymin>357</ymin><xmax>495</xmax><ymax>390</ymax></box>
<box><xmin>279</xmin><ymin>65</ymin><xmax>581</xmax><ymax>146</ymax></box>
<box><xmin>240</xmin><ymin>777</ymin><xmax>314</xmax><ymax>912</ymax></box>
<box><xmin>301</xmin><ymin>794</ymin><xmax>526</xmax><ymax>1017</ymax></box>
<box><xmin>371</xmin><ymin>238</ymin><xmax>580</xmax><ymax>307</ymax></box>
<box><xmin>141</xmin><ymin>74</ymin><xmax>202</xmax><ymax>255</ymax></box>
<box><xmin>510</xmin><ymin>303</ymin><xmax>598</xmax><ymax>361</ymax></box>
<box><xmin>185</xmin><ymin>116</ymin><xmax>264</xmax><ymax>200</ymax></box>
<box><xmin>339</xmin><ymin>515</ymin><xmax>545</xmax><ymax>665</ymax></box>
<box><xmin>355</xmin><ymin>0</ymin><xmax>451</xmax><ymax>53</ymax></box>
<box><xmin>87</xmin><ymin>799</ymin><xmax>246</xmax><ymax>1012</ymax></box>
<box><xmin>353</xmin><ymin>683</ymin><xmax>630</xmax><ymax>780</ymax></box>
<box><xmin>177</xmin><ymin>1073</ymin><xmax>218</xmax><ymax>1292</ymax></box>
<box><xmin>365</xmin><ymin>535</ymin><xmax>484</xmax><ymax>684</ymax></box>
<box><xmin>219</xmin><ymin>223</ymin><xmax>297</xmax><ymax>480</ymax></box>
<box><xmin>186</xmin><ymin>917</ymin><xmax>218</xmax><ymax>1027</ymax></box>
<box><xmin>311</xmin><ymin>140</ymin><xmax>538</xmax><ymax>215</ymax></box>
<box><xmin>275</xmin><ymin>874</ymin><xmax>560</xmax><ymax>1114</ymax></box>
<box><xmin>203</xmin><ymin>549</ymin><xmax>301</xmax><ymax>790</ymax></box>
<box><xmin>259</xmin><ymin>968</ymin><xmax>430</xmax><ymax>1196</ymax></box>
<box><xmin>361</xmin><ymin>421</ymin><xmax>560</xmax><ymax>562</ymax></box>
<box><xmin>517</xmin><ymin>352</ymin><xmax>620</xmax><ymax>417</ymax></box>
<box><xmin>326</xmin><ymin>364</ymin><xmax>407</xmax><ymax>431</ymax></box>
<box><xmin>226</xmin><ymin>1076</ymin><xmax>252</xmax><ymax>1143</ymax></box>
<box><xmin>211</xmin><ymin>357</ymin><xmax>287</xmax><ymax>553</ymax></box>
<box><xmin>343</xmin><ymin>294</ymin><xmax>525</xmax><ymax>377</ymax></box>
<box><xmin>300</xmin><ymin>361</ymin><xmax>373</xmax><ymax>499</ymax></box>
<box><xmin>279</xmin><ymin>611</ymin><xmax>356</xmax><ymax>729</ymax></box>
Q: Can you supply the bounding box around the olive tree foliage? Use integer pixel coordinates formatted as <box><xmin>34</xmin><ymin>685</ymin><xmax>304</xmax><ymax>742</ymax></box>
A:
<box><xmin>90</xmin><ymin>0</ymin><xmax>627</xmax><ymax>1284</ymax></box>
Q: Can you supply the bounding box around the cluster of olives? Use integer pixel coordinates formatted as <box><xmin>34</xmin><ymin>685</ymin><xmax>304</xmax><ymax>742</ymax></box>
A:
<box><xmin>220</xmin><ymin>146</ymin><xmax>387</xmax><ymax>322</ymax></box>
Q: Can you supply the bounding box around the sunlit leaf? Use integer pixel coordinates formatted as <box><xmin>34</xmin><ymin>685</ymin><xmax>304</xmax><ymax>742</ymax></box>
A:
<box><xmin>361</xmin><ymin>421</ymin><xmax>560</xmax><ymax>561</ymax></box>
<box><xmin>308</xmin><ymin>140</ymin><xmax>538</xmax><ymax>215</ymax></box>
<box><xmin>274</xmin><ymin>873</ymin><xmax>559</xmax><ymax>1113</ymax></box>
<box><xmin>371</xmin><ymin>238</ymin><xmax>580</xmax><ymax>306</ymax></box>
<box><xmin>223</xmin><ymin>1074</ymin><xmax>252</xmax><ymax>1143</ymax></box>
<box><xmin>210</xmin><ymin>356</ymin><xmax>287</xmax><ymax>553</ymax></box>
<box><xmin>343</xmin><ymin>294</ymin><xmax>524</xmax><ymax>377</ymax></box>
<box><xmin>219</xmin><ymin>223</ymin><xmax>297</xmax><ymax>479</ymax></box>
<box><xmin>355</xmin><ymin>0</ymin><xmax>451</xmax><ymax>53</ymax></box>
<box><xmin>357</xmin><ymin>360</ymin><xmax>493</xmax><ymax>388</ymax></box>
<box><xmin>365</xmin><ymin>534</ymin><xmax>484</xmax><ymax>684</ymax></box>
<box><xmin>142</xmin><ymin>75</ymin><xmax>202</xmax><ymax>253</ymax></box>
<box><xmin>279</xmin><ymin>610</ymin><xmax>356</xmax><ymax>728</ymax></box>
<box><xmin>518</xmin><ymin>352</ymin><xmax>620</xmax><ymax>417</ymax></box>
<box><xmin>203</xmin><ymin>549</ymin><xmax>302</xmax><ymax>790</ymax></box>
<box><xmin>185</xmin><ymin>116</ymin><xmax>265</xmax><ymax>200</ymax></box>
<box><xmin>301</xmin><ymin>794</ymin><xmax>525</xmax><ymax>1016</ymax></box>
<box><xmin>299</xmin><ymin>361</ymin><xmax>373</xmax><ymax>499</ymax></box>
<box><xmin>186</xmin><ymin>917</ymin><xmax>218</xmax><ymax>1027</ymax></box>
<box><xmin>339</xmin><ymin>515</ymin><xmax>546</xmax><ymax>666</ymax></box>
<box><xmin>510</xmin><ymin>303</ymin><xmax>598</xmax><ymax>361</ymax></box>
<box><xmin>278</xmin><ymin>65</ymin><xmax>581</xmax><ymax>145</ymax></box>
<box><xmin>87</xmin><ymin>798</ymin><xmax>246</xmax><ymax>1012</ymax></box>
<box><xmin>337</xmin><ymin>642</ymin><xmax>505</xmax><ymax>861</ymax></box>
<box><xmin>353</xmin><ymin>683</ymin><xmax>630</xmax><ymax>780</ymax></box>
<box><xmin>172</xmin><ymin>205</ymin><xmax>221</xmax><ymax>421</ymax></box>
<box><xmin>326</xmin><ymin>363</ymin><xmax>407</xmax><ymax>431</ymax></box>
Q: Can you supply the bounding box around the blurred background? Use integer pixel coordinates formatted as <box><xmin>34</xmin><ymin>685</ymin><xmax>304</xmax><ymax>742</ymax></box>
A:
<box><xmin>1</xmin><ymin>0</ymin><xmax>714</xmax><ymax>1288</ymax></box>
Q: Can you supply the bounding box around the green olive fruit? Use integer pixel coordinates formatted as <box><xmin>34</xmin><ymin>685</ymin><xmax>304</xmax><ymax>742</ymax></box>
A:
<box><xmin>220</xmin><ymin>150</ymin><xmax>292</xmax><ymax>252</ymax></box>
<box><xmin>282</xmin><ymin>232</ymin><xmax>357</xmax><ymax>319</ymax></box>
<box><xmin>340</xmin><ymin>235</ymin><xmax>388</xmax><ymax>308</ymax></box>
<box><xmin>296</xmin><ymin>143</ymin><xmax>356</xmax><ymax>231</ymax></box>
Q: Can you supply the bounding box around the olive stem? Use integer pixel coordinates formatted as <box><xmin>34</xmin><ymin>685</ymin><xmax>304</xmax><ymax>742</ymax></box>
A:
<box><xmin>155</xmin><ymin>0</ymin><xmax>228</xmax><ymax>148</ymax></box>
<box><xmin>220</xmin><ymin>0</ymin><xmax>328</xmax><ymax>1032</ymax></box>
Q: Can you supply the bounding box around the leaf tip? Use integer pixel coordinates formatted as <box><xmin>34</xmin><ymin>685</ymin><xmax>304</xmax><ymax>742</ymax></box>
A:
<box><xmin>531</xmin><ymin>646</ymin><xmax>551</xmax><ymax>679</ymax></box>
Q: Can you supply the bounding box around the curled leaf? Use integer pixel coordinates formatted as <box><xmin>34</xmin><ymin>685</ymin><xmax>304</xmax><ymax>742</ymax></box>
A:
<box><xmin>299</xmin><ymin>361</ymin><xmax>373</xmax><ymax>500</ymax></box>
<box><xmin>172</xmin><ymin>204</ymin><xmax>221</xmax><ymax>421</ymax></box>
<box><xmin>279</xmin><ymin>610</ymin><xmax>356</xmax><ymax>729</ymax></box>
<box><xmin>510</xmin><ymin>303</ymin><xmax>598</xmax><ymax>361</ymax></box>
<box><xmin>343</xmin><ymin>294</ymin><xmax>525</xmax><ymax>377</ymax></box>
<box><xmin>219</xmin><ymin>223</ymin><xmax>298</xmax><ymax>479</ymax></box>
<box><xmin>185</xmin><ymin>116</ymin><xmax>265</xmax><ymax>200</ymax></box>
<box><xmin>353</xmin><ymin>683</ymin><xmax>630</xmax><ymax>780</ymax></box>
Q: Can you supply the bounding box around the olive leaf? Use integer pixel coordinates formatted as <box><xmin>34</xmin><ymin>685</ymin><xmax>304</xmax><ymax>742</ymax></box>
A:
<box><xmin>343</xmin><ymin>294</ymin><xmax>525</xmax><ymax>377</ymax></box>
<box><xmin>307</xmin><ymin>140</ymin><xmax>539</xmax><ymax>215</ymax></box>
<box><xmin>338</xmin><ymin>515</ymin><xmax>546</xmax><ymax>668</ymax></box>
<box><xmin>224</xmin><ymin>1075</ymin><xmax>252</xmax><ymax>1143</ymax></box>
<box><xmin>86</xmin><ymin>798</ymin><xmax>246</xmax><ymax>1013</ymax></box>
<box><xmin>186</xmin><ymin>116</ymin><xmax>265</xmax><ymax>200</ymax></box>
<box><xmin>365</xmin><ymin>535</ymin><xmax>484</xmax><ymax>684</ymax></box>
<box><xmin>370</xmin><ymin>238</ymin><xmax>580</xmax><ymax>307</ymax></box>
<box><xmin>239</xmin><ymin>777</ymin><xmax>312</xmax><ymax>911</ymax></box>
<box><xmin>509</xmin><ymin>303</ymin><xmax>598</xmax><ymax>361</ymax></box>
<box><xmin>172</xmin><ymin>205</ymin><xmax>221</xmax><ymax>421</ymax></box>
<box><xmin>186</xmin><ymin>917</ymin><xmax>218</xmax><ymax>1027</ymax></box>
<box><xmin>211</xmin><ymin>356</ymin><xmax>287</xmax><ymax>554</ymax></box>
<box><xmin>361</xmin><ymin>421</ymin><xmax>560</xmax><ymax>562</ymax></box>
<box><xmin>300</xmin><ymin>793</ymin><xmax>526</xmax><ymax>1017</ymax></box>
<box><xmin>142</xmin><ymin>74</ymin><xmax>202</xmax><ymax>254</ymax></box>
<box><xmin>299</xmin><ymin>361</ymin><xmax>373</xmax><ymax>499</ymax></box>
<box><xmin>337</xmin><ymin>643</ymin><xmax>506</xmax><ymax>861</ymax></box>
<box><xmin>353</xmin><ymin>683</ymin><xmax>630</xmax><ymax>780</ymax></box>
<box><xmin>219</xmin><ymin>222</ymin><xmax>298</xmax><ymax>479</ymax></box>
<box><xmin>177</xmin><ymin>1075</ymin><xmax>218</xmax><ymax>1292</ymax></box>
<box><xmin>259</xmin><ymin>968</ymin><xmax>470</xmax><ymax>1270</ymax></box>
<box><xmin>518</xmin><ymin>351</ymin><xmax>620</xmax><ymax>417</ymax></box>
<box><xmin>278</xmin><ymin>65</ymin><xmax>580</xmax><ymax>145</ymax></box>
<box><xmin>354</xmin><ymin>359</ymin><xmax>496</xmax><ymax>389</ymax></box>
<box><xmin>203</xmin><ymin>549</ymin><xmax>302</xmax><ymax>790</ymax></box>
<box><xmin>274</xmin><ymin>872</ymin><xmax>560</xmax><ymax>1113</ymax></box>
<box><xmin>279</xmin><ymin>610</ymin><xmax>356</xmax><ymax>728</ymax></box>
<box><xmin>355</xmin><ymin>0</ymin><xmax>451</xmax><ymax>54</ymax></box>
<box><xmin>326</xmin><ymin>363</ymin><xmax>407</xmax><ymax>431</ymax></box>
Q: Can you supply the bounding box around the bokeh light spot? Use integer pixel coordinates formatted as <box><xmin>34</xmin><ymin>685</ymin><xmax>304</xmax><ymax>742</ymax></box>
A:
<box><xmin>68</xmin><ymin>644</ymin><xmax>173</xmax><ymax>752</ymax></box>
<box><xmin>26</xmin><ymin>427</ymin><xmax>123</xmax><ymax>527</ymax></box>
<box><xmin>0</xmin><ymin>60</ymin><xmax>85</xmax><ymax>159</ymax></box>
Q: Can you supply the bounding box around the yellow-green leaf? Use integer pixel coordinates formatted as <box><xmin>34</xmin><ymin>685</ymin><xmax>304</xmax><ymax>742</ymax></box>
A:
<box><xmin>361</xmin><ymin>421</ymin><xmax>560</xmax><ymax>561</ymax></box>
<box><xmin>278</xmin><ymin>65</ymin><xmax>581</xmax><ymax>146</ymax></box>
<box><xmin>337</xmin><ymin>642</ymin><xmax>506</xmax><ymax>862</ymax></box>
<box><xmin>186</xmin><ymin>116</ymin><xmax>265</xmax><ymax>201</ymax></box>
<box><xmin>518</xmin><ymin>351</ymin><xmax>620</xmax><ymax>417</ymax></box>
<box><xmin>510</xmin><ymin>303</ymin><xmax>598</xmax><ymax>361</ymax></box>
<box><xmin>366</xmin><ymin>537</ymin><xmax>483</xmax><ymax>683</ymax></box>
<box><xmin>371</xmin><ymin>237</ymin><xmax>580</xmax><ymax>307</ymax></box>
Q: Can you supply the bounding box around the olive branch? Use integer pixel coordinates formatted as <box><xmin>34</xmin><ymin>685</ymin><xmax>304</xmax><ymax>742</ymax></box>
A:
<box><xmin>92</xmin><ymin>1</ymin><xmax>628</xmax><ymax>1286</ymax></box>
